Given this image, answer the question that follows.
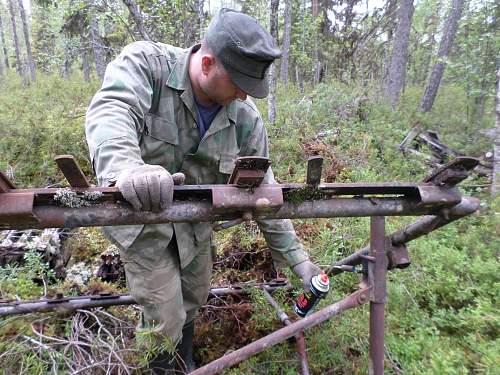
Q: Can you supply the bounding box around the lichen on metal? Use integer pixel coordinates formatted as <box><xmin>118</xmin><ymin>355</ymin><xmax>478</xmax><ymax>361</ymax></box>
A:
<box><xmin>53</xmin><ymin>188</ymin><xmax>102</xmax><ymax>208</ymax></box>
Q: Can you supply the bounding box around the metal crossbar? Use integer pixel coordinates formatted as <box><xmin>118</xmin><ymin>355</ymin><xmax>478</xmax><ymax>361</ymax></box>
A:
<box><xmin>0</xmin><ymin>155</ymin><xmax>480</xmax><ymax>374</ymax></box>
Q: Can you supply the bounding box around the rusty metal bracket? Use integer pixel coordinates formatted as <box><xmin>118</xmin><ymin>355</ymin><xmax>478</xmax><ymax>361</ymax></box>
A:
<box><xmin>386</xmin><ymin>239</ymin><xmax>411</xmax><ymax>270</ymax></box>
<box><xmin>416</xmin><ymin>185</ymin><xmax>461</xmax><ymax>207</ymax></box>
<box><xmin>228</xmin><ymin>156</ymin><xmax>271</xmax><ymax>188</ymax></box>
<box><xmin>423</xmin><ymin>156</ymin><xmax>479</xmax><ymax>186</ymax></box>
<box><xmin>0</xmin><ymin>171</ymin><xmax>16</xmax><ymax>193</ymax></box>
<box><xmin>54</xmin><ymin>155</ymin><xmax>91</xmax><ymax>188</ymax></box>
<box><xmin>212</xmin><ymin>186</ymin><xmax>283</xmax><ymax>214</ymax></box>
<box><xmin>306</xmin><ymin>156</ymin><xmax>323</xmax><ymax>186</ymax></box>
<box><xmin>0</xmin><ymin>192</ymin><xmax>39</xmax><ymax>227</ymax></box>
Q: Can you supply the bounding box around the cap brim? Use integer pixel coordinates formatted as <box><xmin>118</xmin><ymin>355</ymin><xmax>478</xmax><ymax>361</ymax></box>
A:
<box><xmin>226</xmin><ymin>66</ymin><xmax>269</xmax><ymax>99</ymax></box>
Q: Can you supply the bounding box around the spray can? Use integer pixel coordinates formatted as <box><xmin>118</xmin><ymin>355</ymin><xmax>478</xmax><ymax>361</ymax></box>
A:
<box><xmin>294</xmin><ymin>272</ymin><xmax>330</xmax><ymax>317</ymax></box>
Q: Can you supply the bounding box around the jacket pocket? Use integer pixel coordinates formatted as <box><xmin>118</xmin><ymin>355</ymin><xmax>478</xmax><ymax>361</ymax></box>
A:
<box><xmin>140</xmin><ymin>113</ymin><xmax>178</xmax><ymax>170</ymax></box>
<box><xmin>219</xmin><ymin>153</ymin><xmax>236</xmax><ymax>175</ymax></box>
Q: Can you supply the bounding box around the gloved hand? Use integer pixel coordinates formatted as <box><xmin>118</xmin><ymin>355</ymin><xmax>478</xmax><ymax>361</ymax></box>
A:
<box><xmin>292</xmin><ymin>260</ymin><xmax>322</xmax><ymax>292</ymax></box>
<box><xmin>116</xmin><ymin>164</ymin><xmax>185</xmax><ymax>212</ymax></box>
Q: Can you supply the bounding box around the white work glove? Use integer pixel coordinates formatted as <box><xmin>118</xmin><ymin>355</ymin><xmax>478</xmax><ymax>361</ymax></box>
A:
<box><xmin>116</xmin><ymin>164</ymin><xmax>185</xmax><ymax>212</ymax></box>
<box><xmin>292</xmin><ymin>260</ymin><xmax>322</xmax><ymax>292</ymax></box>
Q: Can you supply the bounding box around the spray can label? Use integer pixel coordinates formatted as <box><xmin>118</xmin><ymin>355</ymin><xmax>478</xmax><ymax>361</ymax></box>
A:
<box><xmin>294</xmin><ymin>272</ymin><xmax>330</xmax><ymax>317</ymax></box>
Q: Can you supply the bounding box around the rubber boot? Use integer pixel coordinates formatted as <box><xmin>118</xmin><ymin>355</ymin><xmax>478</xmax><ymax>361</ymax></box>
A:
<box><xmin>148</xmin><ymin>350</ymin><xmax>176</xmax><ymax>375</ymax></box>
<box><xmin>178</xmin><ymin>320</ymin><xmax>196</xmax><ymax>373</ymax></box>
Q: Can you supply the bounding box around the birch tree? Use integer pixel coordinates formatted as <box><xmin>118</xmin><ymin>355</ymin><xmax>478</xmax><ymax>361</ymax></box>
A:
<box><xmin>17</xmin><ymin>0</ymin><xmax>35</xmax><ymax>82</ymax></box>
<box><xmin>420</xmin><ymin>0</ymin><xmax>465</xmax><ymax>112</ymax></box>
<box><xmin>267</xmin><ymin>0</ymin><xmax>279</xmax><ymax>125</ymax></box>
<box><xmin>0</xmin><ymin>11</ymin><xmax>9</xmax><ymax>69</ymax></box>
<box><xmin>280</xmin><ymin>0</ymin><xmax>291</xmax><ymax>85</ymax></box>
<box><xmin>384</xmin><ymin>0</ymin><xmax>414</xmax><ymax>109</ymax></box>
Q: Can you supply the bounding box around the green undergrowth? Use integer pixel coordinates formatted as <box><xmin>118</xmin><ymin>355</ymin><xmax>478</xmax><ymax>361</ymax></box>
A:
<box><xmin>0</xmin><ymin>75</ymin><xmax>498</xmax><ymax>373</ymax></box>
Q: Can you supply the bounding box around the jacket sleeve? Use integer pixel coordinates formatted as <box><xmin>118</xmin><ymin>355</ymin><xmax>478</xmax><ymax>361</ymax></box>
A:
<box><xmin>242</xmin><ymin>115</ymin><xmax>309</xmax><ymax>268</ymax></box>
<box><xmin>85</xmin><ymin>41</ymin><xmax>156</xmax><ymax>187</ymax></box>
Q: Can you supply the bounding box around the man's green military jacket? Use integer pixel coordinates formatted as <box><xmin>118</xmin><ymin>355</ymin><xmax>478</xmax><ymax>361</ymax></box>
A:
<box><xmin>85</xmin><ymin>41</ymin><xmax>308</xmax><ymax>269</ymax></box>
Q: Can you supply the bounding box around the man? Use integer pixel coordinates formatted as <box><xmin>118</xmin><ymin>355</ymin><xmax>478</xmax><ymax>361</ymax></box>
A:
<box><xmin>86</xmin><ymin>8</ymin><xmax>321</xmax><ymax>374</ymax></box>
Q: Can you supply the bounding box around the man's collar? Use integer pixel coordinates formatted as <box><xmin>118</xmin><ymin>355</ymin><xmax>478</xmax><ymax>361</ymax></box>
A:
<box><xmin>166</xmin><ymin>44</ymin><xmax>199</xmax><ymax>91</ymax></box>
<box><xmin>166</xmin><ymin>44</ymin><xmax>237</xmax><ymax>123</ymax></box>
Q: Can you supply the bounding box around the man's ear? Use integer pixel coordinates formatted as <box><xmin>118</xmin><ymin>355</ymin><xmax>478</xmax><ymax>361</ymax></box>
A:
<box><xmin>201</xmin><ymin>54</ymin><xmax>216</xmax><ymax>76</ymax></box>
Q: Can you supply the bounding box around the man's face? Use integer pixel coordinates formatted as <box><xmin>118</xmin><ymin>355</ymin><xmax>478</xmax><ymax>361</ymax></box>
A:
<box><xmin>199</xmin><ymin>60</ymin><xmax>247</xmax><ymax>106</ymax></box>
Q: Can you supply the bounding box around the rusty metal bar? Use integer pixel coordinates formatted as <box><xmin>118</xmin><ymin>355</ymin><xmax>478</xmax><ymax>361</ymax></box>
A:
<box><xmin>0</xmin><ymin>281</ymin><xmax>290</xmax><ymax>317</ymax></box>
<box><xmin>261</xmin><ymin>288</ymin><xmax>310</xmax><ymax>375</ymax></box>
<box><xmin>190</xmin><ymin>288</ymin><xmax>371</xmax><ymax>375</ymax></box>
<box><xmin>327</xmin><ymin>196</ymin><xmax>479</xmax><ymax>276</ymax></box>
<box><xmin>1</xmin><ymin>195</ymin><xmax>466</xmax><ymax>230</ymax></box>
<box><xmin>369</xmin><ymin>217</ymin><xmax>386</xmax><ymax>375</ymax></box>
<box><xmin>306</xmin><ymin>156</ymin><xmax>323</xmax><ymax>186</ymax></box>
<box><xmin>54</xmin><ymin>155</ymin><xmax>91</xmax><ymax>188</ymax></box>
<box><xmin>0</xmin><ymin>171</ymin><xmax>16</xmax><ymax>193</ymax></box>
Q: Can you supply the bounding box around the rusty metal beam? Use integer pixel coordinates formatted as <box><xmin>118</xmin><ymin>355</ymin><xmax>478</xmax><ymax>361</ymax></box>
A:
<box><xmin>190</xmin><ymin>288</ymin><xmax>371</xmax><ymax>375</ymax></box>
<box><xmin>0</xmin><ymin>195</ymin><xmax>467</xmax><ymax>230</ymax></box>
<box><xmin>327</xmin><ymin>196</ymin><xmax>479</xmax><ymax>276</ymax></box>
<box><xmin>261</xmin><ymin>288</ymin><xmax>310</xmax><ymax>375</ymax></box>
<box><xmin>0</xmin><ymin>281</ymin><xmax>290</xmax><ymax>317</ymax></box>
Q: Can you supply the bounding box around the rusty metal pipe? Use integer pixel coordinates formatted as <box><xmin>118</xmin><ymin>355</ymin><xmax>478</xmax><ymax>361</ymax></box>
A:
<box><xmin>0</xmin><ymin>282</ymin><xmax>290</xmax><ymax>317</ymax></box>
<box><xmin>261</xmin><ymin>288</ymin><xmax>310</xmax><ymax>375</ymax></box>
<box><xmin>327</xmin><ymin>196</ymin><xmax>479</xmax><ymax>275</ymax></box>
<box><xmin>368</xmin><ymin>217</ymin><xmax>386</xmax><ymax>375</ymax></box>
<box><xmin>190</xmin><ymin>288</ymin><xmax>371</xmax><ymax>375</ymax></box>
<box><xmin>2</xmin><ymin>196</ymin><xmax>462</xmax><ymax>230</ymax></box>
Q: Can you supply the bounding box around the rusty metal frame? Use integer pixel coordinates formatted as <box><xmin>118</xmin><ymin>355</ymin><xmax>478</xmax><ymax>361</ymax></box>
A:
<box><xmin>0</xmin><ymin>155</ymin><xmax>481</xmax><ymax>374</ymax></box>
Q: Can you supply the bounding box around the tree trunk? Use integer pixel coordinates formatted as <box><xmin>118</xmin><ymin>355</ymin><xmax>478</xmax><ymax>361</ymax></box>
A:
<box><xmin>312</xmin><ymin>0</ymin><xmax>321</xmax><ymax>85</ymax></box>
<box><xmin>420</xmin><ymin>0</ymin><xmax>465</xmax><ymax>112</ymax></box>
<box><xmin>418</xmin><ymin>1</ymin><xmax>441</xmax><ymax>85</ymax></box>
<box><xmin>0</xmin><ymin>12</ymin><xmax>9</xmax><ymax>69</ymax></box>
<box><xmin>267</xmin><ymin>0</ymin><xmax>279</xmax><ymax>125</ymax></box>
<box><xmin>7</xmin><ymin>0</ymin><xmax>24</xmax><ymax>81</ymax></box>
<box><xmin>198</xmin><ymin>0</ymin><xmax>205</xmax><ymax>40</ymax></box>
<box><xmin>81</xmin><ymin>36</ymin><xmax>91</xmax><ymax>82</ymax></box>
<box><xmin>381</xmin><ymin>0</ymin><xmax>398</xmax><ymax>82</ymax></box>
<box><xmin>280</xmin><ymin>0</ymin><xmax>291</xmax><ymax>85</ymax></box>
<box><xmin>61</xmin><ymin>36</ymin><xmax>72</xmax><ymax>79</ymax></box>
<box><xmin>89</xmin><ymin>10</ymin><xmax>107</xmax><ymax>81</ymax></box>
<box><xmin>493</xmin><ymin>67</ymin><xmax>500</xmax><ymax>197</ymax></box>
<box><xmin>121</xmin><ymin>0</ymin><xmax>151</xmax><ymax>41</ymax></box>
<box><xmin>17</xmin><ymin>0</ymin><xmax>35</xmax><ymax>83</ymax></box>
<box><xmin>384</xmin><ymin>0</ymin><xmax>415</xmax><ymax>109</ymax></box>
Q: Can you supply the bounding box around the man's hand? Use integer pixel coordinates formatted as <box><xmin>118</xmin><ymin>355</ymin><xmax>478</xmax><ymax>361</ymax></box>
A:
<box><xmin>292</xmin><ymin>260</ymin><xmax>322</xmax><ymax>292</ymax></box>
<box><xmin>116</xmin><ymin>164</ymin><xmax>185</xmax><ymax>212</ymax></box>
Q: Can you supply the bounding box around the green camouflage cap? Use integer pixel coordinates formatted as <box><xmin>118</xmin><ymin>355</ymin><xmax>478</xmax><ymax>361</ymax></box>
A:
<box><xmin>205</xmin><ymin>8</ymin><xmax>282</xmax><ymax>99</ymax></box>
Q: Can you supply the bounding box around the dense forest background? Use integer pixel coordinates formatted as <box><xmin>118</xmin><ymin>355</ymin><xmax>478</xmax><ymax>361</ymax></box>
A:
<box><xmin>0</xmin><ymin>0</ymin><xmax>498</xmax><ymax>374</ymax></box>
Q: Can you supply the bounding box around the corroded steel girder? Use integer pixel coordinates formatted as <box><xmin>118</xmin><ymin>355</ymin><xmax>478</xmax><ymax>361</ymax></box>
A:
<box><xmin>0</xmin><ymin>183</ymin><xmax>465</xmax><ymax>230</ymax></box>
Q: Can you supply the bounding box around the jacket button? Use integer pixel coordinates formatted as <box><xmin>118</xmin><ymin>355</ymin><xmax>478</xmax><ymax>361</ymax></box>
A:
<box><xmin>106</xmin><ymin>172</ymin><xmax>117</xmax><ymax>182</ymax></box>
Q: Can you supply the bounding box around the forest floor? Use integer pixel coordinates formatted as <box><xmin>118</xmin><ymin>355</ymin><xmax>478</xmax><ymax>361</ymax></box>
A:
<box><xmin>0</xmin><ymin>74</ymin><xmax>498</xmax><ymax>374</ymax></box>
